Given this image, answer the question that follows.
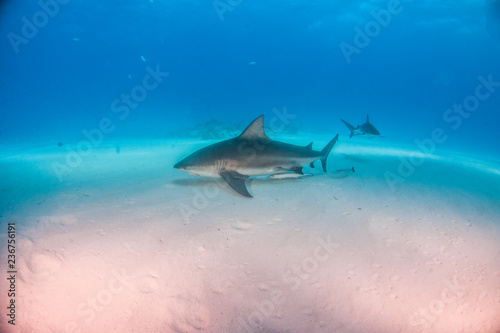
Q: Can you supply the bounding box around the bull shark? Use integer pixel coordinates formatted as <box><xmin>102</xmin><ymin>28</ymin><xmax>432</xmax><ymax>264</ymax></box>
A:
<box><xmin>341</xmin><ymin>114</ymin><xmax>380</xmax><ymax>138</ymax></box>
<box><xmin>174</xmin><ymin>115</ymin><xmax>339</xmax><ymax>197</ymax></box>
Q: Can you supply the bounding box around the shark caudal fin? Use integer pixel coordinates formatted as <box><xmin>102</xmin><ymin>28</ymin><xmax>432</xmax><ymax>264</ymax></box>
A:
<box><xmin>341</xmin><ymin>119</ymin><xmax>355</xmax><ymax>138</ymax></box>
<box><xmin>320</xmin><ymin>134</ymin><xmax>339</xmax><ymax>172</ymax></box>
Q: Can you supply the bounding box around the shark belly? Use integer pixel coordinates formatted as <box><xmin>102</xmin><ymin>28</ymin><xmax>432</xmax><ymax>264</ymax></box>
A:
<box><xmin>236</xmin><ymin>157</ymin><xmax>317</xmax><ymax>176</ymax></box>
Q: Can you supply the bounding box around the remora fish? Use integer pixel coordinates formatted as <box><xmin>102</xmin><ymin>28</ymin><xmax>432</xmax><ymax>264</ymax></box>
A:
<box><xmin>269</xmin><ymin>172</ymin><xmax>312</xmax><ymax>180</ymax></box>
<box><xmin>174</xmin><ymin>115</ymin><xmax>339</xmax><ymax>197</ymax></box>
<box><xmin>341</xmin><ymin>114</ymin><xmax>380</xmax><ymax>138</ymax></box>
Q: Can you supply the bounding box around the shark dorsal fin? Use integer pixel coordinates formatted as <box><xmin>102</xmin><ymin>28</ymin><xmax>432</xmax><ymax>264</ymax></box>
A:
<box><xmin>366</xmin><ymin>114</ymin><xmax>370</xmax><ymax>123</ymax></box>
<box><xmin>305</xmin><ymin>142</ymin><xmax>313</xmax><ymax>150</ymax></box>
<box><xmin>239</xmin><ymin>115</ymin><xmax>271</xmax><ymax>141</ymax></box>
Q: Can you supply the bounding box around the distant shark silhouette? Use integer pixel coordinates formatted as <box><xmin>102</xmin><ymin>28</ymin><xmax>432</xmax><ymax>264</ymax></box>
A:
<box><xmin>174</xmin><ymin>115</ymin><xmax>339</xmax><ymax>197</ymax></box>
<box><xmin>341</xmin><ymin>115</ymin><xmax>380</xmax><ymax>138</ymax></box>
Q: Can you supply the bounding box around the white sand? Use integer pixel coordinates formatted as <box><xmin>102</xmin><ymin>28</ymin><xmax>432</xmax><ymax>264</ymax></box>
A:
<box><xmin>1</xmin><ymin>135</ymin><xmax>499</xmax><ymax>333</ymax></box>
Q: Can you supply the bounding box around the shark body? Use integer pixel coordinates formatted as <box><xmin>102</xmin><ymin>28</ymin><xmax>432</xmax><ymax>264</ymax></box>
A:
<box><xmin>174</xmin><ymin>115</ymin><xmax>339</xmax><ymax>197</ymax></box>
<box><xmin>341</xmin><ymin>114</ymin><xmax>380</xmax><ymax>138</ymax></box>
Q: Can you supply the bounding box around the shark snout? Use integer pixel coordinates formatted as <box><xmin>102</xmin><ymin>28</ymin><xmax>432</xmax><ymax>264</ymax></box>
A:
<box><xmin>174</xmin><ymin>159</ymin><xmax>194</xmax><ymax>173</ymax></box>
<box><xmin>174</xmin><ymin>157</ymin><xmax>190</xmax><ymax>170</ymax></box>
<box><xmin>173</xmin><ymin>161</ymin><xmax>183</xmax><ymax>169</ymax></box>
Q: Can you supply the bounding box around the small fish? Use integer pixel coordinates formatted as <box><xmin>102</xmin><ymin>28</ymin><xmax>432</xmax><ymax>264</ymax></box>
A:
<box><xmin>269</xmin><ymin>173</ymin><xmax>312</xmax><ymax>180</ymax></box>
<box><xmin>248</xmin><ymin>61</ymin><xmax>256</xmax><ymax>65</ymax></box>
<box><xmin>336</xmin><ymin>166</ymin><xmax>355</xmax><ymax>174</ymax></box>
<box><xmin>332</xmin><ymin>167</ymin><xmax>355</xmax><ymax>179</ymax></box>
<box><xmin>72</xmin><ymin>37</ymin><xmax>80</xmax><ymax>42</ymax></box>
<box><xmin>141</xmin><ymin>55</ymin><xmax>147</xmax><ymax>62</ymax></box>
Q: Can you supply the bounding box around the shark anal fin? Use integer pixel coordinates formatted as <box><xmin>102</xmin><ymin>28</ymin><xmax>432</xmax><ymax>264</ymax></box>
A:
<box><xmin>220</xmin><ymin>171</ymin><xmax>252</xmax><ymax>198</ymax></box>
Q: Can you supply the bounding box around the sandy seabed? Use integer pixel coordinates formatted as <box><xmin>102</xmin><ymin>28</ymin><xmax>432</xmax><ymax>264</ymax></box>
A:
<box><xmin>1</xmin><ymin>135</ymin><xmax>499</xmax><ymax>333</ymax></box>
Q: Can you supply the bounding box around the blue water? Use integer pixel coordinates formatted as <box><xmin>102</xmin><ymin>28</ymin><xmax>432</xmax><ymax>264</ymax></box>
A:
<box><xmin>1</xmin><ymin>0</ymin><xmax>500</xmax><ymax>158</ymax></box>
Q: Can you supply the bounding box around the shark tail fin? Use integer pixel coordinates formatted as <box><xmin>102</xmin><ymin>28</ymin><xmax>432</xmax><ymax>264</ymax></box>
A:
<box><xmin>320</xmin><ymin>134</ymin><xmax>339</xmax><ymax>172</ymax></box>
<box><xmin>341</xmin><ymin>119</ymin><xmax>355</xmax><ymax>138</ymax></box>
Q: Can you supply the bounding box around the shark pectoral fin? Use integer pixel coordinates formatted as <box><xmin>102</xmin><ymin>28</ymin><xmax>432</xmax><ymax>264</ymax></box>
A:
<box><xmin>220</xmin><ymin>171</ymin><xmax>252</xmax><ymax>198</ymax></box>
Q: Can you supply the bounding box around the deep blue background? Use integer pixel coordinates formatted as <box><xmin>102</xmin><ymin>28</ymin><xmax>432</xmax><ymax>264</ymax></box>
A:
<box><xmin>1</xmin><ymin>0</ymin><xmax>499</xmax><ymax>157</ymax></box>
